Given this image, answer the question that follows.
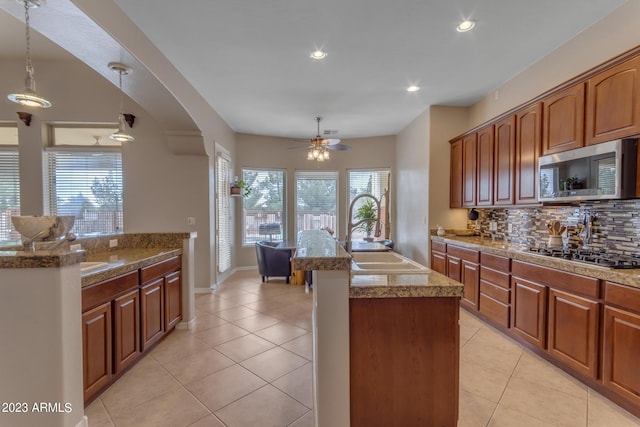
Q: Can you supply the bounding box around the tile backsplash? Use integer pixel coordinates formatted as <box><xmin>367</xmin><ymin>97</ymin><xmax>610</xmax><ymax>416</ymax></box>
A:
<box><xmin>469</xmin><ymin>199</ymin><xmax>640</xmax><ymax>255</ymax></box>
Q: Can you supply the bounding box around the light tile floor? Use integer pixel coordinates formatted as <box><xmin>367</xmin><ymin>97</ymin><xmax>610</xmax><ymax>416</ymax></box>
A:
<box><xmin>87</xmin><ymin>269</ymin><xmax>640</xmax><ymax>426</ymax></box>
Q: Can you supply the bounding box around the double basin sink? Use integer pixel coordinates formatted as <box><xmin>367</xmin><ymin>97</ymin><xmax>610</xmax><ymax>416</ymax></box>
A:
<box><xmin>350</xmin><ymin>251</ymin><xmax>428</xmax><ymax>275</ymax></box>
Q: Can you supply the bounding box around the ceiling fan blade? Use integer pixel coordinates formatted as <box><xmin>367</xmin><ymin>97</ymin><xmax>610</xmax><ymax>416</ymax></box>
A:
<box><xmin>323</xmin><ymin>138</ymin><xmax>341</xmax><ymax>145</ymax></box>
<box><xmin>328</xmin><ymin>144</ymin><xmax>351</xmax><ymax>151</ymax></box>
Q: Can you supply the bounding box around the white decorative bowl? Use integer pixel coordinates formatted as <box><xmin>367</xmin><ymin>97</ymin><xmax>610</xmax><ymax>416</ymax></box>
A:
<box><xmin>11</xmin><ymin>216</ymin><xmax>75</xmax><ymax>241</ymax></box>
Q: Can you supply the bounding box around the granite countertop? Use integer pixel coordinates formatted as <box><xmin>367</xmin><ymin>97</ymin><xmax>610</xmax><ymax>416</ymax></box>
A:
<box><xmin>293</xmin><ymin>230</ymin><xmax>351</xmax><ymax>271</ymax></box>
<box><xmin>431</xmin><ymin>235</ymin><xmax>640</xmax><ymax>289</ymax></box>
<box><xmin>0</xmin><ymin>249</ymin><xmax>86</xmax><ymax>269</ymax></box>
<box><xmin>350</xmin><ymin>272</ymin><xmax>464</xmax><ymax>298</ymax></box>
<box><xmin>81</xmin><ymin>247</ymin><xmax>182</xmax><ymax>287</ymax></box>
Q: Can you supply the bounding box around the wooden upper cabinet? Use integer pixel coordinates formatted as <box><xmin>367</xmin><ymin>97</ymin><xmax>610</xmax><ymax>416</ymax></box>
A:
<box><xmin>515</xmin><ymin>103</ymin><xmax>542</xmax><ymax>205</ymax></box>
<box><xmin>476</xmin><ymin>125</ymin><xmax>494</xmax><ymax>206</ymax></box>
<box><xmin>586</xmin><ymin>56</ymin><xmax>640</xmax><ymax>145</ymax></box>
<box><xmin>462</xmin><ymin>133</ymin><xmax>477</xmax><ymax>207</ymax></box>
<box><xmin>542</xmin><ymin>82</ymin><xmax>585</xmax><ymax>155</ymax></box>
<box><xmin>494</xmin><ymin>115</ymin><xmax>516</xmax><ymax>206</ymax></box>
<box><xmin>450</xmin><ymin>139</ymin><xmax>463</xmax><ymax>208</ymax></box>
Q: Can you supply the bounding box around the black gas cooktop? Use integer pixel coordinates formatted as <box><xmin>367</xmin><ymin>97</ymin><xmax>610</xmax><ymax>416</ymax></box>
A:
<box><xmin>525</xmin><ymin>247</ymin><xmax>640</xmax><ymax>269</ymax></box>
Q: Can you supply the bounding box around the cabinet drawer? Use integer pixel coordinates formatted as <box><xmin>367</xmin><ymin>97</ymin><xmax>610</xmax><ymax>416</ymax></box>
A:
<box><xmin>431</xmin><ymin>240</ymin><xmax>446</xmax><ymax>253</ymax></box>
<box><xmin>605</xmin><ymin>281</ymin><xmax>640</xmax><ymax>314</ymax></box>
<box><xmin>480</xmin><ymin>266</ymin><xmax>510</xmax><ymax>289</ymax></box>
<box><xmin>82</xmin><ymin>271</ymin><xmax>140</xmax><ymax>312</ymax></box>
<box><xmin>479</xmin><ymin>294</ymin><xmax>509</xmax><ymax>328</ymax></box>
<box><xmin>480</xmin><ymin>253</ymin><xmax>510</xmax><ymax>271</ymax></box>
<box><xmin>512</xmin><ymin>260</ymin><xmax>599</xmax><ymax>298</ymax></box>
<box><xmin>140</xmin><ymin>256</ymin><xmax>181</xmax><ymax>283</ymax></box>
<box><xmin>447</xmin><ymin>245</ymin><xmax>479</xmax><ymax>263</ymax></box>
<box><xmin>480</xmin><ymin>280</ymin><xmax>510</xmax><ymax>304</ymax></box>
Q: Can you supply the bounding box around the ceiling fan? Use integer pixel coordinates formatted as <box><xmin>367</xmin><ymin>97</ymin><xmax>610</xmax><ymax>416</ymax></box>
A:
<box><xmin>296</xmin><ymin>117</ymin><xmax>351</xmax><ymax>162</ymax></box>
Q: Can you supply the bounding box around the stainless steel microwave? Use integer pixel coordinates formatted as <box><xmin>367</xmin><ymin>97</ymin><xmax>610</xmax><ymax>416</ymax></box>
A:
<box><xmin>538</xmin><ymin>139</ymin><xmax>638</xmax><ymax>202</ymax></box>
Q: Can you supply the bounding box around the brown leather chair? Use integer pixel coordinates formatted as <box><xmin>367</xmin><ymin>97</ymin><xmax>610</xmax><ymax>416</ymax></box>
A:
<box><xmin>255</xmin><ymin>241</ymin><xmax>292</xmax><ymax>283</ymax></box>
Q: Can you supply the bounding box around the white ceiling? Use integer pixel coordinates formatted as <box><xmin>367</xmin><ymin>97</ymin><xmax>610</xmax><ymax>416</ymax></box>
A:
<box><xmin>0</xmin><ymin>0</ymin><xmax>628</xmax><ymax>139</ymax></box>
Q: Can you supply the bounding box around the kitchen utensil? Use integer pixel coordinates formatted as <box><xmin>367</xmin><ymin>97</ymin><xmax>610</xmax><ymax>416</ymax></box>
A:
<box><xmin>547</xmin><ymin>224</ymin><xmax>553</xmax><ymax>234</ymax></box>
<box><xmin>468</xmin><ymin>208</ymin><xmax>479</xmax><ymax>221</ymax></box>
<box><xmin>552</xmin><ymin>220</ymin><xmax>562</xmax><ymax>235</ymax></box>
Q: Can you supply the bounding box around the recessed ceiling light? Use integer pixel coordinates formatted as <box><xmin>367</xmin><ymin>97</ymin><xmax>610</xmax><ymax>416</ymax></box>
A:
<box><xmin>456</xmin><ymin>20</ymin><xmax>475</xmax><ymax>32</ymax></box>
<box><xmin>407</xmin><ymin>85</ymin><xmax>420</xmax><ymax>93</ymax></box>
<box><xmin>310</xmin><ymin>50</ymin><xmax>327</xmax><ymax>60</ymax></box>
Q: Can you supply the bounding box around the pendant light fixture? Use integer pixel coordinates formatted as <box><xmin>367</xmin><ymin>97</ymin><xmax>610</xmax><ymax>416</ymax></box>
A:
<box><xmin>307</xmin><ymin>117</ymin><xmax>331</xmax><ymax>163</ymax></box>
<box><xmin>108</xmin><ymin>62</ymin><xmax>134</xmax><ymax>142</ymax></box>
<box><xmin>7</xmin><ymin>0</ymin><xmax>52</xmax><ymax>109</ymax></box>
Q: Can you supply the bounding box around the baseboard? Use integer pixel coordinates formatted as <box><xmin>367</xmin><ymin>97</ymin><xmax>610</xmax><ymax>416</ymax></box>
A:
<box><xmin>195</xmin><ymin>287</ymin><xmax>213</xmax><ymax>294</ymax></box>
<box><xmin>176</xmin><ymin>317</ymin><xmax>196</xmax><ymax>330</ymax></box>
<box><xmin>75</xmin><ymin>415</ymin><xmax>88</xmax><ymax>427</ymax></box>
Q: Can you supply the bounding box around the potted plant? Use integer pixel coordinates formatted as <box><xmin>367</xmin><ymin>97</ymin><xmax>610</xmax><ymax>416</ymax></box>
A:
<box><xmin>230</xmin><ymin>179</ymin><xmax>251</xmax><ymax>197</ymax></box>
<box><xmin>354</xmin><ymin>199</ymin><xmax>377</xmax><ymax>241</ymax></box>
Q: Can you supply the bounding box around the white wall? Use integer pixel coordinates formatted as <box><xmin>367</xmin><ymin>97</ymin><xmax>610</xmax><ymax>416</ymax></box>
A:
<box><xmin>234</xmin><ymin>133</ymin><xmax>396</xmax><ymax>267</ymax></box>
<box><xmin>1</xmin><ymin>58</ymin><xmax>217</xmax><ymax>290</ymax></box>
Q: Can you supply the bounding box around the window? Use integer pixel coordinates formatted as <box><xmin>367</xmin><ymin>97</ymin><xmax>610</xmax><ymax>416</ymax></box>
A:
<box><xmin>216</xmin><ymin>153</ymin><xmax>231</xmax><ymax>273</ymax></box>
<box><xmin>243</xmin><ymin>169</ymin><xmax>286</xmax><ymax>244</ymax></box>
<box><xmin>348</xmin><ymin>169</ymin><xmax>390</xmax><ymax>240</ymax></box>
<box><xmin>0</xmin><ymin>125</ymin><xmax>20</xmax><ymax>242</ymax></box>
<box><xmin>296</xmin><ymin>171</ymin><xmax>338</xmax><ymax>237</ymax></box>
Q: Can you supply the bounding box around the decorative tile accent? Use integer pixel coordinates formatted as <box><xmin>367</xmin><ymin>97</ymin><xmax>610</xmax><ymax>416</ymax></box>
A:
<box><xmin>468</xmin><ymin>199</ymin><xmax>640</xmax><ymax>255</ymax></box>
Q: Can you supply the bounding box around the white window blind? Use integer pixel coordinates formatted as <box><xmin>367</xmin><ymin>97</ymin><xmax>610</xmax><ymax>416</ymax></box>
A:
<box><xmin>295</xmin><ymin>171</ymin><xmax>338</xmax><ymax>237</ymax></box>
<box><xmin>348</xmin><ymin>169</ymin><xmax>390</xmax><ymax>240</ymax></box>
<box><xmin>47</xmin><ymin>151</ymin><xmax>123</xmax><ymax>234</ymax></box>
<box><xmin>0</xmin><ymin>150</ymin><xmax>20</xmax><ymax>241</ymax></box>
<box><xmin>242</xmin><ymin>169</ymin><xmax>285</xmax><ymax>244</ymax></box>
<box><xmin>216</xmin><ymin>153</ymin><xmax>231</xmax><ymax>273</ymax></box>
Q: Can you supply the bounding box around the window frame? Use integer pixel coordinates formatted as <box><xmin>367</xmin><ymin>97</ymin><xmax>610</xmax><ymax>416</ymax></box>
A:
<box><xmin>295</xmin><ymin>170</ymin><xmax>339</xmax><ymax>238</ymax></box>
<box><xmin>242</xmin><ymin>167</ymin><xmax>287</xmax><ymax>246</ymax></box>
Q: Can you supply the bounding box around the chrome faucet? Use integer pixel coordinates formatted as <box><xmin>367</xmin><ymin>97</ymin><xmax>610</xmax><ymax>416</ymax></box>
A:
<box><xmin>346</xmin><ymin>193</ymin><xmax>382</xmax><ymax>253</ymax></box>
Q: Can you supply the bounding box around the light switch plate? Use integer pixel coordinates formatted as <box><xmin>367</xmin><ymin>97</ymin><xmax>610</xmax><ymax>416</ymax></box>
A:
<box><xmin>187</xmin><ymin>217</ymin><xmax>196</xmax><ymax>225</ymax></box>
<box><xmin>109</xmin><ymin>239</ymin><xmax>118</xmax><ymax>248</ymax></box>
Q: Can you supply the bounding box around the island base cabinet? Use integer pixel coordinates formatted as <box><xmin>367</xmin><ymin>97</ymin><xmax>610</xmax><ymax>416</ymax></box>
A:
<box><xmin>603</xmin><ymin>306</ymin><xmax>640</xmax><ymax>407</ymax></box>
<box><xmin>165</xmin><ymin>271</ymin><xmax>182</xmax><ymax>331</ymax></box>
<box><xmin>350</xmin><ymin>297</ymin><xmax>459</xmax><ymax>427</ymax></box>
<box><xmin>82</xmin><ymin>302</ymin><xmax>112</xmax><ymax>403</ymax></box>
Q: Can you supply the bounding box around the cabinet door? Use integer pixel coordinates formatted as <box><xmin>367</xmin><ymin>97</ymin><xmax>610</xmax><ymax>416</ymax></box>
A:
<box><xmin>494</xmin><ymin>115</ymin><xmax>516</xmax><ymax>206</ymax></box>
<box><xmin>547</xmin><ymin>289</ymin><xmax>599</xmax><ymax>379</ymax></box>
<box><xmin>461</xmin><ymin>261</ymin><xmax>479</xmax><ymax>310</ymax></box>
<box><xmin>476</xmin><ymin>126</ymin><xmax>494</xmax><ymax>206</ymax></box>
<box><xmin>82</xmin><ymin>302</ymin><xmax>112</xmax><ymax>402</ymax></box>
<box><xmin>511</xmin><ymin>277</ymin><xmax>547</xmax><ymax>349</ymax></box>
<box><xmin>141</xmin><ymin>278</ymin><xmax>165</xmax><ymax>351</ymax></box>
<box><xmin>603</xmin><ymin>306</ymin><xmax>640</xmax><ymax>406</ymax></box>
<box><xmin>450</xmin><ymin>139</ymin><xmax>463</xmax><ymax>208</ymax></box>
<box><xmin>515</xmin><ymin>103</ymin><xmax>541</xmax><ymax>204</ymax></box>
<box><xmin>165</xmin><ymin>271</ymin><xmax>182</xmax><ymax>331</ymax></box>
<box><xmin>113</xmin><ymin>289</ymin><xmax>140</xmax><ymax>374</ymax></box>
<box><xmin>446</xmin><ymin>256</ymin><xmax>461</xmax><ymax>282</ymax></box>
<box><xmin>586</xmin><ymin>56</ymin><xmax>640</xmax><ymax>145</ymax></box>
<box><xmin>462</xmin><ymin>133</ymin><xmax>477</xmax><ymax>207</ymax></box>
<box><xmin>542</xmin><ymin>83</ymin><xmax>585</xmax><ymax>155</ymax></box>
<box><xmin>431</xmin><ymin>251</ymin><xmax>447</xmax><ymax>275</ymax></box>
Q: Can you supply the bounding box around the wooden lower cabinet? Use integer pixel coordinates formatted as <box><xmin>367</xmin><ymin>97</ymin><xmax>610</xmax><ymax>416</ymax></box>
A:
<box><xmin>511</xmin><ymin>276</ymin><xmax>547</xmax><ymax>350</ymax></box>
<box><xmin>350</xmin><ymin>297</ymin><xmax>459</xmax><ymax>427</ymax></box>
<box><xmin>547</xmin><ymin>288</ymin><xmax>599</xmax><ymax>379</ymax></box>
<box><xmin>113</xmin><ymin>289</ymin><xmax>140</xmax><ymax>374</ymax></box>
<box><xmin>431</xmin><ymin>250</ymin><xmax>446</xmax><ymax>275</ymax></box>
<box><xmin>141</xmin><ymin>278</ymin><xmax>165</xmax><ymax>351</ymax></box>
<box><xmin>602</xmin><ymin>306</ymin><xmax>640</xmax><ymax>407</ymax></box>
<box><xmin>82</xmin><ymin>302</ymin><xmax>112</xmax><ymax>403</ymax></box>
<box><xmin>446</xmin><ymin>255</ymin><xmax>461</xmax><ymax>282</ymax></box>
<box><xmin>81</xmin><ymin>256</ymin><xmax>183</xmax><ymax>404</ymax></box>
<box><xmin>461</xmin><ymin>260</ymin><xmax>479</xmax><ymax>310</ymax></box>
<box><xmin>165</xmin><ymin>271</ymin><xmax>183</xmax><ymax>331</ymax></box>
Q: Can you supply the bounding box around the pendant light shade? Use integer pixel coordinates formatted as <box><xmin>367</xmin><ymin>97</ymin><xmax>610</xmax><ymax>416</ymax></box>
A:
<box><xmin>108</xmin><ymin>62</ymin><xmax>134</xmax><ymax>142</ymax></box>
<box><xmin>7</xmin><ymin>0</ymin><xmax>52</xmax><ymax>109</ymax></box>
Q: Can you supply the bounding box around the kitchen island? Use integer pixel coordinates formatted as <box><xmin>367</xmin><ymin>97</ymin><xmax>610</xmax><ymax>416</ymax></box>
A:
<box><xmin>293</xmin><ymin>230</ymin><xmax>463</xmax><ymax>427</ymax></box>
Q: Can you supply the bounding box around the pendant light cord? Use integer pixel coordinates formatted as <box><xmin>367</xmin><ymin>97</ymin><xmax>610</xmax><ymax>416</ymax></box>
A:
<box><xmin>23</xmin><ymin>0</ymin><xmax>34</xmax><ymax>76</ymax></box>
<box><xmin>118</xmin><ymin>70</ymin><xmax>124</xmax><ymax>120</ymax></box>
